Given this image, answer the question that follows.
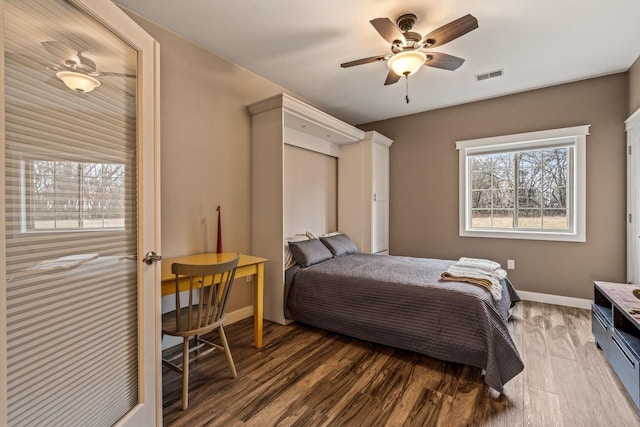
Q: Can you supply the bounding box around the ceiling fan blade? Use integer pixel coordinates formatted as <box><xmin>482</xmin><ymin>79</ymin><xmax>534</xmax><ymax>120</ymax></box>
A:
<box><xmin>5</xmin><ymin>52</ymin><xmax>51</xmax><ymax>70</ymax></box>
<box><xmin>424</xmin><ymin>52</ymin><xmax>465</xmax><ymax>70</ymax></box>
<box><xmin>341</xmin><ymin>55</ymin><xmax>390</xmax><ymax>68</ymax></box>
<box><xmin>370</xmin><ymin>18</ymin><xmax>406</xmax><ymax>45</ymax></box>
<box><xmin>99</xmin><ymin>72</ymin><xmax>136</xmax><ymax>78</ymax></box>
<box><xmin>77</xmin><ymin>53</ymin><xmax>97</xmax><ymax>72</ymax></box>
<box><xmin>419</xmin><ymin>14</ymin><xmax>478</xmax><ymax>48</ymax></box>
<box><xmin>384</xmin><ymin>70</ymin><xmax>401</xmax><ymax>86</ymax></box>
<box><xmin>41</xmin><ymin>40</ymin><xmax>78</xmax><ymax>59</ymax></box>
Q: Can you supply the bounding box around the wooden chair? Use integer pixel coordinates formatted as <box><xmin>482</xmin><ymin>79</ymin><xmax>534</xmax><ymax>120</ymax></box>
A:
<box><xmin>162</xmin><ymin>256</ymin><xmax>240</xmax><ymax>410</ymax></box>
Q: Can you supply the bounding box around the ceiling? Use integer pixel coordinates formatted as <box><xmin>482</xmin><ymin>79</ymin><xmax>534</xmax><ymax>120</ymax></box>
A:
<box><xmin>113</xmin><ymin>0</ymin><xmax>640</xmax><ymax>125</ymax></box>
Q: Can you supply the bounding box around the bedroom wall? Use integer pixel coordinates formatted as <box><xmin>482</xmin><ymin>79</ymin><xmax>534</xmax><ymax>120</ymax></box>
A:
<box><xmin>630</xmin><ymin>54</ymin><xmax>640</xmax><ymax>116</ymax></box>
<box><xmin>283</xmin><ymin>145</ymin><xmax>337</xmax><ymax>238</ymax></box>
<box><xmin>122</xmin><ymin>12</ymin><xmax>284</xmax><ymax>314</ymax></box>
<box><xmin>359</xmin><ymin>73</ymin><xmax>628</xmax><ymax>301</ymax></box>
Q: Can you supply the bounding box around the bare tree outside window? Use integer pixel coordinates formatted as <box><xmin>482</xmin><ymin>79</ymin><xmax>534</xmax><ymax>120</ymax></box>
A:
<box><xmin>28</xmin><ymin>159</ymin><xmax>126</xmax><ymax>230</ymax></box>
<box><xmin>469</xmin><ymin>147</ymin><xmax>570</xmax><ymax>230</ymax></box>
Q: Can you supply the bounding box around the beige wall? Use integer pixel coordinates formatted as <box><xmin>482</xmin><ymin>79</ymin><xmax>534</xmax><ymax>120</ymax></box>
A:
<box><xmin>630</xmin><ymin>54</ymin><xmax>640</xmax><ymax>116</ymax></box>
<box><xmin>360</xmin><ymin>74</ymin><xmax>628</xmax><ymax>300</ymax></box>
<box><xmin>124</xmin><ymin>12</ymin><xmax>284</xmax><ymax>313</ymax></box>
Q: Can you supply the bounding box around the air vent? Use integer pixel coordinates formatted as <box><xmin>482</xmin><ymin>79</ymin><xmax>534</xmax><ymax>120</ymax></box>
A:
<box><xmin>475</xmin><ymin>69</ymin><xmax>504</xmax><ymax>81</ymax></box>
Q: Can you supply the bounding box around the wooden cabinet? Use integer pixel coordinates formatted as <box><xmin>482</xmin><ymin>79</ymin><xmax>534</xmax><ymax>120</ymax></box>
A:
<box><xmin>248</xmin><ymin>93</ymin><xmax>392</xmax><ymax>323</ymax></box>
<box><xmin>627</xmin><ymin>109</ymin><xmax>640</xmax><ymax>283</ymax></box>
<box><xmin>248</xmin><ymin>93</ymin><xmax>369</xmax><ymax>324</ymax></box>
<box><xmin>593</xmin><ymin>281</ymin><xmax>640</xmax><ymax>409</ymax></box>
<box><xmin>338</xmin><ymin>132</ymin><xmax>393</xmax><ymax>254</ymax></box>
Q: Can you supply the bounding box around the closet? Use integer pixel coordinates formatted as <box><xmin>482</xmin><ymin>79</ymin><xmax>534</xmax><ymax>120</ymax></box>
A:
<box><xmin>339</xmin><ymin>132</ymin><xmax>393</xmax><ymax>255</ymax></box>
<box><xmin>248</xmin><ymin>93</ymin><xmax>392</xmax><ymax>323</ymax></box>
<box><xmin>627</xmin><ymin>108</ymin><xmax>640</xmax><ymax>283</ymax></box>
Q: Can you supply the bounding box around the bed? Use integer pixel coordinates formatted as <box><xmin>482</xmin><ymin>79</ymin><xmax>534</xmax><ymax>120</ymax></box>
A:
<box><xmin>284</xmin><ymin>251</ymin><xmax>524</xmax><ymax>393</ymax></box>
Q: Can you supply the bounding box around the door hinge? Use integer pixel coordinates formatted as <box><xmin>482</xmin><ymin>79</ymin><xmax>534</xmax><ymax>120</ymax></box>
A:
<box><xmin>630</xmin><ymin>213</ymin><xmax>633</xmax><ymax>223</ymax></box>
<box><xmin>629</xmin><ymin>146</ymin><xmax>632</xmax><ymax>155</ymax></box>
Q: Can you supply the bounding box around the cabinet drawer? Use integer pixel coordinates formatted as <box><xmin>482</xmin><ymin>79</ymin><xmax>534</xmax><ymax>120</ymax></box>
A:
<box><xmin>610</xmin><ymin>331</ymin><xmax>640</xmax><ymax>408</ymax></box>
<box><xmin>592</xmin><ymin>306</ymin><xmax>611</xmax><ymax>355</ymax></box>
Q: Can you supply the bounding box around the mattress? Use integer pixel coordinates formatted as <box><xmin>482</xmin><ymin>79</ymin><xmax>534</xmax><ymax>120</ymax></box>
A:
<box><xmin>284</xmin><ymin>253</ymin><xmax>524</xmax><ymax>392</ymax></box>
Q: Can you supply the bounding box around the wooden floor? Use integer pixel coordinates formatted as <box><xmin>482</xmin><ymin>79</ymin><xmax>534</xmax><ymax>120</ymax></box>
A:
<box><xmin>162</xmin><ymin>301</ymin><xmax>640</xmax><ymax>426</ymax></box>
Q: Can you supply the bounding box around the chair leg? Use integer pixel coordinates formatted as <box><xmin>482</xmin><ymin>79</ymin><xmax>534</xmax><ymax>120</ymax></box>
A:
<box><xmin>182</xmin><ymin>337</ymin><xmax>189</xmax><ymax>410</ymax></box>
<box><xmin>218</xmin><ymin>325</ymin><xmax>237</xmax><ymax>378</ymax></box>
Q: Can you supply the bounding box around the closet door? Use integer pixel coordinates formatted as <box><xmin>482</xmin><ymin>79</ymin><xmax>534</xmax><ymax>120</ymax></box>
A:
<box><xmin>1</xmin><ymin>0</ymin><xmax>160</xmax><ymax>425</ymax></box>
<box><xmin>371</xmin><ymin>142</ymin><xmax>389</xmax><ymax>254</ymax></box>
<box><xmin>628</xmin><ymin>109</ymin><xmax>640</xmax><ymax>283</ymax></box>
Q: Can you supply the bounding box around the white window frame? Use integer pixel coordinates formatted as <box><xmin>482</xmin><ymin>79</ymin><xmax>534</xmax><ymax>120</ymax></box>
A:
<box><xmin>456</xmin><ymin>125</ymin><xmax>590</xmax><ymax>242</ymax></box>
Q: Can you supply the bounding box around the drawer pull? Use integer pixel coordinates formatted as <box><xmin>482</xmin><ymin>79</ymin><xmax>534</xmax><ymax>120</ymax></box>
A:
<box><xmin>612</xmin><ymin>335</ymin><xmax>636</xmax><ymax>368</ymax></box>
<box><xmin>593</xmin><ymin>310</ymin><xmax>608</xmax><ymax>330</ymax></box>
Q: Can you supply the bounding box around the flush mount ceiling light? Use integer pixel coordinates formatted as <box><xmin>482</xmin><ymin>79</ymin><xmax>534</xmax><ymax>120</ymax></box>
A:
<box><xmin>55</xmin><ymin>71</ymin><xmax>101</xmax><ymax>93</ymax></box>
<box><xmin>341</xmin><ymin>13</ymin><xmax>478</xmax><ymax>103</ymax></box>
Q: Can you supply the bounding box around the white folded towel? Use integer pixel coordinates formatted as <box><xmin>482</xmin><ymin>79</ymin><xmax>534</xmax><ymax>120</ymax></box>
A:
<box><xmin>441</xmin><ymin>257</ymin><xmax>506</xmax><ymax>300</ymax></box>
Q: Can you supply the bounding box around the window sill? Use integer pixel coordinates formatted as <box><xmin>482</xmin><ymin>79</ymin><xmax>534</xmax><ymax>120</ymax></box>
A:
<box><xmin>460</xmin><ymin>228</ymin><xmax>585</xmax><ymax>242</ymax></box>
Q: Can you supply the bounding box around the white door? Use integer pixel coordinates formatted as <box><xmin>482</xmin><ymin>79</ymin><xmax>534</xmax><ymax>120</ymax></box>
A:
<box><xmin>628</xmin><ymin>109</ymin><xmax>640</xmax><ymax>283</ymax></box>
<box><xmin>371</xmin><ymin>142</ymin><xmax>389</xmax><ymax>253</ymax></box>
<box><xmin>0</xmin><ymin>0</ymin><xmax>160</xmax><ymax>425</ymax></box>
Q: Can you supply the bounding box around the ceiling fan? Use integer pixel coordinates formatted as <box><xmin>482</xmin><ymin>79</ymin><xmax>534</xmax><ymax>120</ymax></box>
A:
<box><xmin>7</xmin><ymin>40</ymin><xmax>135</xmax><ymax>93</ymax></box>
<box><xmin>341</xmin><ymin>13</ymin><xmax>478</xmax><ymax>102</ymax></box>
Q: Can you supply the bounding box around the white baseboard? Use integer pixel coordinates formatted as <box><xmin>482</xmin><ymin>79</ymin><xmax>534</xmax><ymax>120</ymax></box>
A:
<box><xmin>518</xmin><ymin>290</ymin><xmax>592</xmax><ymax>309</ymax></box>
<box><xmin>161</xmin><ymin>305</ymin><xmax>254</xmax><ymax>350</ymax></box>
<box><xmin>225</xmin><ymin>305</ymin><xmax>254</xmax><ymax>325</ymax></box>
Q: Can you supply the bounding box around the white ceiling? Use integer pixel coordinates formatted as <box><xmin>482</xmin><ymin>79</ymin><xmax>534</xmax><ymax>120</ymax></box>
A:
<box><xmin>113</xmin><ymin>0</ymin><xmax>640</xmax><ymax>125</ymax></box>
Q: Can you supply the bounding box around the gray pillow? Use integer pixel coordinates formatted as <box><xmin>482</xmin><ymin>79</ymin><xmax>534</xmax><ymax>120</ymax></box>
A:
<box><xmin>288</xmin><ymin>239</ymin><xmax>333</xmax><ymax>267</ymax></box>
<box><xmin>320</xmin><ymin>234</ymin><xmax>358</xmax><ymax>257</ymax></box>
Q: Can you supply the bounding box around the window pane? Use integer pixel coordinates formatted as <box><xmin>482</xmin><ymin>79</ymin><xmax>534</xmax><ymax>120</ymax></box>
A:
<box><xmin>493</xmin><ymin>189</ymin><xmax>514</xmax><ymax>208</ymax></box>
<box><xmin>492</xmin><ymin>209</ymin><xmax>514</xmax><ymax>228</ymax></box>
<box><xmin>471</xmin><ymin>156</ymin><xmax>492</xmax><ymax>172</ymax></box>
<box><xmin>468</xmin><ymin>145</ymin><xmax>572</xmax><ymax>234</ymax></box>
<box><xmin>518</xmin><ymin>150</ymin><xmax>543</xmax><ymax>169</ymax></box>
<box><xmin>469</xmin><ymin>153</ymin><xmax>516</xmax><ymax>230</ymax></box>
<box><xmin>471</xmin><ymin>190</ymin><xmax>491</xmax><ymax>209</ymax></box>
<box><xmin>543</xmin><ymin>186</ymin><xmax>567</xmax><ymax>209</ymax></box>
<box><xmin>518</xmin><ymin>187</ymin><xmax>542</xmax><ymax>208</ymax></box>
<box><xmin>471</xmin><ymin>171</ymin><xmax>492</xmax><ymax>190</ymax></box>
<box><xmin>471</xmin><ymin>209</ymin><xmax>492</xmax><ymax>228</ymax></box>
<box><xmin>543</xmin><ymin>209</ymin><xmax>568</xmax><ymax>229</ymax></box>
<box><xmin>492</xmin><ymin>153</ymin><xmax>513</xmax><ymax>169</ymax></box>
<box><xmin>492</xmin><ymin>167</ymin><xmax>514</xmax><ymax>190</ymax></box>
<box><xmin>518</xmin><ymin>209</ymin><xmax>542</xmax><ymax>228</ymax></box>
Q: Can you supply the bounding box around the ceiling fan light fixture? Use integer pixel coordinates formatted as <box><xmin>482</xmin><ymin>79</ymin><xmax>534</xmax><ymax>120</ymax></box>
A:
<box><xmin>387</xmin><ymin>51</ymin><xmax>427</xmax><ymax>77</ymax></box>
<box><xmin>55</xmin><ymin>71</ymin><xmax>100</xmax><ymax>93</ymax></box>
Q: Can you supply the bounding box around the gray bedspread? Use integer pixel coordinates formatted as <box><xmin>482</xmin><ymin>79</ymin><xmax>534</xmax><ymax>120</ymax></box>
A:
<box><xmin>284</xmin><ymin>253</ymin><xmax>524</xmax><ymax>392</ymax></box>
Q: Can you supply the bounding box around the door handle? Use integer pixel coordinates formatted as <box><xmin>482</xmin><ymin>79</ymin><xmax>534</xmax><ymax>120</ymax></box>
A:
<box><xmin>142</xmin><ymin>251</ymin><xmax>162</xmax><ymax>265</ymax></box>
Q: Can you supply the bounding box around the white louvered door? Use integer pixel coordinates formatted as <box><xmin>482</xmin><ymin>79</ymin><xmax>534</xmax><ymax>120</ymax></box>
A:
<box><xmin>1</xmin><ymin>0</ymin><xmax>160</xmax><ymax>426</ymax></box>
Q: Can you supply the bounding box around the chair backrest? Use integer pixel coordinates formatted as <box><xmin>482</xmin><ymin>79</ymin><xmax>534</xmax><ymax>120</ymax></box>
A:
<box><xmin>170</xmin><ymin>255</ymin><xmax>239</xmax><ymax>333</ymax></box>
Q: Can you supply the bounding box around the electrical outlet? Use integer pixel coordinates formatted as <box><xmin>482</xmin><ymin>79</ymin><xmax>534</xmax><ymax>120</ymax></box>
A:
<box><xmin>507</xmin><ymin>259</ymin><xmax>515</xmax><ymax>270</ymax></box>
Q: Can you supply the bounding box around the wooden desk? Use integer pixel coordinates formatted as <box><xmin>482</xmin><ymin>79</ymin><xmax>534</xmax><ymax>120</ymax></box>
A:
<box><xmin>161</xmin><ymin>252</ymin><xmax>267</xmax><ymax>348</ymax></box>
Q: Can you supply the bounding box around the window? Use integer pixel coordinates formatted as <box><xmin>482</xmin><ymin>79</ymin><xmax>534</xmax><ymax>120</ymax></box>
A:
<box><xmin>24</xmin><ymin>159</ymin><xmax>126</xmax><ymax>231</ymax></box>
<box><xmin>456</xmin><ymin>125</ymin><xmax>589</xmax><ymax>242</ymax></box>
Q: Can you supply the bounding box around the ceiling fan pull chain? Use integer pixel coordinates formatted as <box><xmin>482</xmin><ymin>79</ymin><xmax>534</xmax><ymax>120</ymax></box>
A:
<box><xmin>405</xmin><ymin>75</ymin><xmax>410</xmax><ymax>104</ymax></box>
